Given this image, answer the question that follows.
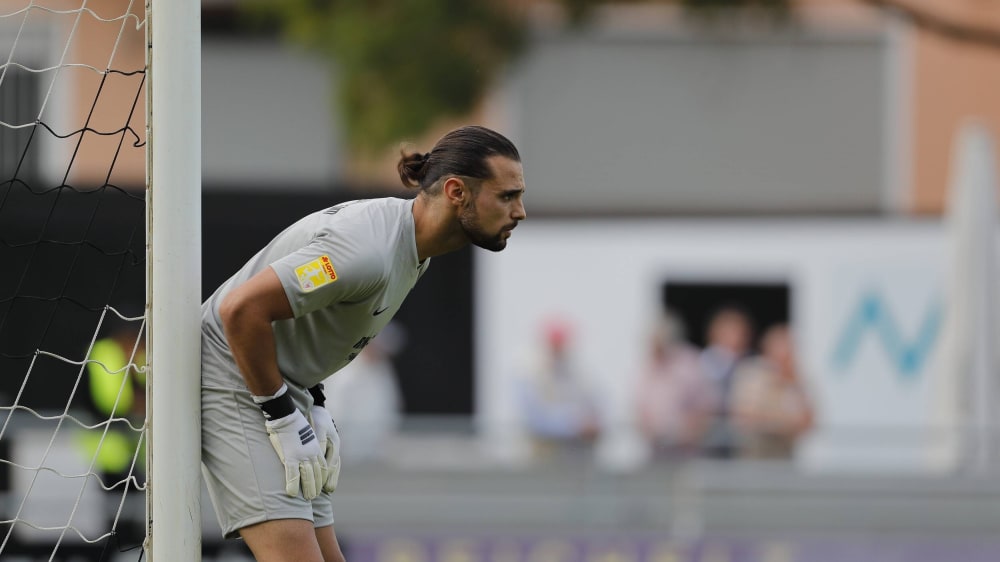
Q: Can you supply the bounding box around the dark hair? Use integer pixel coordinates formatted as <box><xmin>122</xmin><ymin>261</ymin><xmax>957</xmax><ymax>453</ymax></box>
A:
<box><xmin>397</xmin><ymin>125</ymin><xmax>520</xmax><ymax>190</ymax></box>
<box><xmin>707</xmin><ymin>303</ymin><xmax>753</xmax><ymax>327</ymax></box>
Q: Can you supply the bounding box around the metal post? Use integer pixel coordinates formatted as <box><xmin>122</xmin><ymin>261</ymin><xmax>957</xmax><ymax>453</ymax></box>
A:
<box><xmin>146</xmin><ymin>0</ymin><xmax>202</xmax><ymax>558</ymax></box>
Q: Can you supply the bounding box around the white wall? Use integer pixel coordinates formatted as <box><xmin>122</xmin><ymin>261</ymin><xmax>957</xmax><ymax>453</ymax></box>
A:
<box><xmin>476</xmin><ymin>218</ymin><xmax>962</xmax><ymax>473</ymax></box>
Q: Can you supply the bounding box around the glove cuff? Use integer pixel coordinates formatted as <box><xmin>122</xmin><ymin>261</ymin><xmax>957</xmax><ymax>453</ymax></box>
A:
<box><xmin>252</xmin><ymin>383</ymin><xmax>295</xmax><ymax>420</ymax></box>
<box><xmin>308</xmin><ymin>384</ymin><xmax>326</xmax><ymax>408</ymax></box>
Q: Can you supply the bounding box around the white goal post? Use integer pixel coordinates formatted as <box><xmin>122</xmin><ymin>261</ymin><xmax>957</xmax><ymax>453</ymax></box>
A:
<box><xmin>146</xmin><ymin>0</ymin><xmax>202</xmax><ymax>559</ymax></box>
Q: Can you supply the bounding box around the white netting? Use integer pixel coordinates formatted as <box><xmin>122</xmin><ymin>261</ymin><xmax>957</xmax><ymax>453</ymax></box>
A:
<box><xmin>0</xmin><ymin>1</ymin><xmax>147</xmax><ymax>560</ymax></box>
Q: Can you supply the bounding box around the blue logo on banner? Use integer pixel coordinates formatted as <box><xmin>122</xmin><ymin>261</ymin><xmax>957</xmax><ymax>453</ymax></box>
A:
<box><xmin>831</xmin><ymin>291</ymin><xmax>942</xmax><ymax>379</ymax></box>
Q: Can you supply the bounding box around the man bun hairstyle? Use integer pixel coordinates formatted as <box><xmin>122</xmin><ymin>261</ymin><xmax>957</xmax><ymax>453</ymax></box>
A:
<box><xmin>397</xmin><ymin>125</ymin><xmax>520</xmax><ymax>191</ymax></box>
<box><xmin>397</xmin><ymin>151</ymin><xmax>432</xmax><ymax>188</ymax></box>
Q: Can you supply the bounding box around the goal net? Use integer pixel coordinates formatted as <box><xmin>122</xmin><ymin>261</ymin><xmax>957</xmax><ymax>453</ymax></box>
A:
<box><xmin>0</xmin><ymin>0</ymin><xmax>149</xmax><ymax>559</ymax></box>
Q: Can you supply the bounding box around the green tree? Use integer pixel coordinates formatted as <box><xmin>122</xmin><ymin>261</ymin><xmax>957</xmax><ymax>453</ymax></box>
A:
<box><xmin>681</xmin><ymin>0</ymin><xmax>789</xmax><ymax>15</ymax></box>
<box><xmin>564</xmin><ymin>0</ymin><xmax>791</xmax><ymax>24</ymax></box>
<box><xmin>680</xmin><ymin>0</ymin><xmax>791</xmax><ymax>22</ymax></box>
<box><xmin>250</xmin><ymin>0</ymin><xmax>792</xmax><ymax>153</ymax></box>
<box><xmin>247</xmin><ymin>0</ymin><xmax>524</xmax><ymax>154</ymax></box>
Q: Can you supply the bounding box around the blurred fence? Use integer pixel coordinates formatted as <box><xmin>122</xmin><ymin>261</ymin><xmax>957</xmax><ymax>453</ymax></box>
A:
<box><xmin>2</xmin><ymin>414</ymin><xmax>1000</xmax><ymax>561</ymax></box>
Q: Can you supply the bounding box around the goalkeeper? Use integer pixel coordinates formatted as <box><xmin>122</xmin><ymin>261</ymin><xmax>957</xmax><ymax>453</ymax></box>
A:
<box><xmin>200</xmin><ymin>125</ymin><xmax>525</xmax><ymax>562</ymax></box>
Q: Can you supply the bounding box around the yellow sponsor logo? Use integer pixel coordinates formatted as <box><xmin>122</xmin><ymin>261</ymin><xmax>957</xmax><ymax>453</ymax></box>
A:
<box><xmin>294</xmin><ymin>255</ymin><xmax>338</xmax><ymax>292</ymax></box>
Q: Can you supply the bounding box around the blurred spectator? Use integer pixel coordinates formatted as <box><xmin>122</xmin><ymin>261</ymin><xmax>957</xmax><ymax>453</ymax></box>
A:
<box><xmin>321</xmin><ymin>323</ymin><xmax>405</xmax><ymax>464</ymax></box>
<box><xmin>515</xmin><ymin>318</ymin><xmax>601</xmax><ymax>460</ymax></box>
<box><xmin>699</xmin><ymin>305</ymin><xmax>753</xmax><ymax>458</ymax></box>
<box><xmin>634</xmin><ymin>313</ymin><xmax>716</xmax><ymax>460</ymax></box>
<box><xmin>79</xmin><ymin>315</ymin><xmax>146</xmax><ymax>481</ymax></box>
<box><xmin>730</xmin><ymin>324</ymin><xmax>815</xmax><ymax>459</ymax></box>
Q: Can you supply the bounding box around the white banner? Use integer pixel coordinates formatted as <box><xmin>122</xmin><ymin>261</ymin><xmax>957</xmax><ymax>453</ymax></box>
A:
<box><xmin>476</xmin><ymin>219</ymin><xmax>959</xmax><ymax>473</ymax></box>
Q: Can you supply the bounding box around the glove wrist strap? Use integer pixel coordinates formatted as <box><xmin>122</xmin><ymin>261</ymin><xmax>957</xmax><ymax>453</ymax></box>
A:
<box><xmin>308</xmin><ymin>384</ymin><xmax>326</xmax><ymax>408</ymax></box>
<box><xmin>252</xmin><ymin>383</ymin><xmax>295</xmax><ymax>420</ymax></box>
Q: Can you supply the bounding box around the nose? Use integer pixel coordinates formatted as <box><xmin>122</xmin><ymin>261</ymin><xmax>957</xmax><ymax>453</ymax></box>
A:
<box><xmin>512</xmin><ymin>199</ymin><xmax>526</xmax><ymax>221</ymax></box>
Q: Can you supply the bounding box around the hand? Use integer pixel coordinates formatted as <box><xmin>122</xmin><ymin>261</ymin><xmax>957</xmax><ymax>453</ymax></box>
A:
<box><xmin>309</xmin><ymin>405</ymin><xmax>342</xmax><ymax>493</ymax></box>
<box><xmin>264</xmin><ymin>409</ymin><xmax>326</xmax><ymax>499</ymax></box>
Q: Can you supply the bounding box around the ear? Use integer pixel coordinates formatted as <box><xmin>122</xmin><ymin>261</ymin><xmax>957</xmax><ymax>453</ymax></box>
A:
<box><xmin>442</xmin><ymin>176</ymin><xmax>468</xmax><ymax>207</ymax></box>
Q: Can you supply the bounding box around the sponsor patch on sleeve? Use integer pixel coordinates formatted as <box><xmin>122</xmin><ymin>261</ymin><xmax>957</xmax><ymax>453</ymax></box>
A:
<box><xmin>294</xmin><ymin>255</ymin><xmax>338</xmax><ymax>292</ymax></box>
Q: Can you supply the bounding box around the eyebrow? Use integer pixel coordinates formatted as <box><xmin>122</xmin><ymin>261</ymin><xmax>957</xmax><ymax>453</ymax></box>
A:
<box><xmin>499</xmin><ymin>187</ymin><xmax>525</xmax><ymax>197</ymax></box>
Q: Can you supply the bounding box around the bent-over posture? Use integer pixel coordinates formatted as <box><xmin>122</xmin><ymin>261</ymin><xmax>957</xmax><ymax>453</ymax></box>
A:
<box><xmin>200</xmin><ymin>126</ymin><xmax>526</xmax><ymax>561</ymax></box>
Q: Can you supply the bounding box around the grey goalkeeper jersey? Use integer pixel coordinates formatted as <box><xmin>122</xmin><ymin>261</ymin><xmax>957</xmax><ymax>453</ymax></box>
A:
<box><xmin>201</xmin><ymin>197</ymin><xmax>429</xmax><ymax>389</ymax></box>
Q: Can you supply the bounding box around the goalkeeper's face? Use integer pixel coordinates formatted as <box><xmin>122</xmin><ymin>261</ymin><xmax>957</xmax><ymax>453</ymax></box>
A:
<box><xmin>458</xmin><ymin>156</ymin><xmax>526</xmax><ymax>252</ymax></box>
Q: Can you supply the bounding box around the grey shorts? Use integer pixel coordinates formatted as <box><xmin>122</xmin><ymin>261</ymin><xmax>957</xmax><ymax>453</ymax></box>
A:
<box><xmin>201</xmin><ymin>340</ymin><xmax>333</xmax><ymax>539</ymax></box>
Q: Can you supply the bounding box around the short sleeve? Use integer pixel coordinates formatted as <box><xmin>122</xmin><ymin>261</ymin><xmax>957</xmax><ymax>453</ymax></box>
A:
<box><xmin>269</xmin><ymin>231</ymin><xmax>384</xmax><ymax>318</ymax></box>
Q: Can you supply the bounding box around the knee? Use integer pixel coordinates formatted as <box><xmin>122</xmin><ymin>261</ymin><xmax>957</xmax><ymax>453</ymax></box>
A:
<box><xmin>240</xmin><ymin>519</ymin><xmax>324</xmax><ymax>562</ymax></box>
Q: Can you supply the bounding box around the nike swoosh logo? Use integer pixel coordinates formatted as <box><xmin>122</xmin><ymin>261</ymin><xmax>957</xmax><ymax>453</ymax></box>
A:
<box><xmin>373</xmin><ymin>306</ymin><xmax>389</xmax><ymax>316</ymax></box>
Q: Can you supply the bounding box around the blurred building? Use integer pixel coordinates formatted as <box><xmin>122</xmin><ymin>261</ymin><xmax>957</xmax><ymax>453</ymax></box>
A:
<box><xmin>6</xmin><ymin>0</ymin><xmax>999</xmax><ymax>458</ymax></box>
<box><xmin>5</xmin><ymin>1</ymin><xmax>1000</xmax><ymax>559</ymax></box>
<box><xmin>8</xmin><ymin>0</ymin><xmax>1000</xmax><ymax>214</ymax></box>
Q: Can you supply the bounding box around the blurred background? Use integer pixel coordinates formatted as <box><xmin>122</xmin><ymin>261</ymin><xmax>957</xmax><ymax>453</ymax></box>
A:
<box><xmin>4</xmin><ymin>0</ymin><xmax>1000</xmax><ymax>560</ymax></box>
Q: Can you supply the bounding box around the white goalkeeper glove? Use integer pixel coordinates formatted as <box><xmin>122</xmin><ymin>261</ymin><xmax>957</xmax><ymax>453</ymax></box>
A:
<box><xmin>253</xmin><ymin>383</ymin><xmax>326</xmax><ymax>500</ymax></box>
<box><xmin>309</xmin><ymin>405</ymin><xmax>341</xmax><ymax>493</ymax></box>
<box><xmin>308</xmin><ymin>384</ymin><xmax>341</xmax><ymax>493</ymax></box>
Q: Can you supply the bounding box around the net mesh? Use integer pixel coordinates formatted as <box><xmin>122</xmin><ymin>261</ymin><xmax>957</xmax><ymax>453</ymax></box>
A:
<box><xmin>0</xmin><ymin>0</ymin><xmax>147</xmax><ymax>559</ymax></box>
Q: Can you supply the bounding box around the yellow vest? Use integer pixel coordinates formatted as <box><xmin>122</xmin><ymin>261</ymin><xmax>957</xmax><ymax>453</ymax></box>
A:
<box><xmin>80</xmin><ymin>338</ymin><xmax>146</xmax><ymax>474</ymax></box>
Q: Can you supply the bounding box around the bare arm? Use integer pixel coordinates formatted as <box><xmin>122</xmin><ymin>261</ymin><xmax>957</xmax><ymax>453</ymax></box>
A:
<box><xmin>218</xmin><ymin>267</ymin><xmax>294</xmax><ymax>396</ymax></box>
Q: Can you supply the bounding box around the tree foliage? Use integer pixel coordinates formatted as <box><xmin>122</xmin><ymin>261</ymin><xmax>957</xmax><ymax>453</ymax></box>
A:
<box><xmin>553</xmin><ymin>0</ymin><xmax>791</xmax><ymax>25</ymax></box>
<box><xmin>680</xmin><ymin>0</ymin><xmax>791</xmax><ymax>22</ymax></box>
<box><xmin>247</xmin><ymin>0</ymin><xmax>524</xmax><ymax>154</ymax></box>
<box><xmin>249</xmin><ymin>0</ymin><xmax>791</xmax><ymax>153</ymax></box>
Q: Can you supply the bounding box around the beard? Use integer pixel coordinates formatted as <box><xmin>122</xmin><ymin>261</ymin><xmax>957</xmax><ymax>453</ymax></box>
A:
<box><xmin>459</xmin><ymin>200</ymin><xmax>508</xmax><ymax>252</ymax></box>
